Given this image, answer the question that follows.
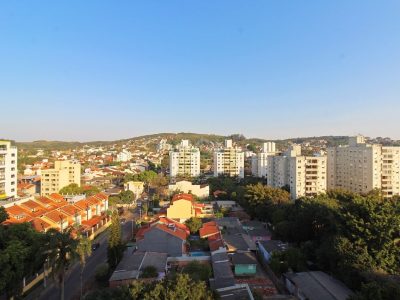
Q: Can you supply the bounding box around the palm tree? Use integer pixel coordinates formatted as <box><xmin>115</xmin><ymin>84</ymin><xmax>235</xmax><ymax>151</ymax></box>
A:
<box><xmin>46</xmin><ymin>227</ymin><xmax>78</xmax><ymax>300</ymax></box>
<box><xmin>76</xmin><ymin>233</ymin><xmax>92</xmax><ymax>299</ymax></box>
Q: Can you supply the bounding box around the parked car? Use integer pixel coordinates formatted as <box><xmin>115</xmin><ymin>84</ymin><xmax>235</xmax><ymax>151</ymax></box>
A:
<box><xmin>92</xmin><ymin>242</ymin><xmax>100</xmax><ymax>251</ymax></box>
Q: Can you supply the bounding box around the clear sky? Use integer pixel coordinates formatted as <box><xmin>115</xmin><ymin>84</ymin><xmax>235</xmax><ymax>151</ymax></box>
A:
<box><xmin>1</xmin><ymin>1</ymin><xmax>400</xmax><ymax>142</ymax></box>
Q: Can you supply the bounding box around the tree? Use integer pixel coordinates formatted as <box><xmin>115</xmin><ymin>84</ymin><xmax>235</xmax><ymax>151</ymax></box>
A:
<box><xmin>185</xmin><ymin>217</ymin><xmax>202</xmax><ymax>234</ymax></box>
<box><xmin>120</xmin><ymin>190</ymin><xmax>135</xmax><ymax>204</ymax></box>
<box><xmin>108</xmin><ymin>211</ymin><xmax>123</xmax><ymax>269</ymax></box>
<box><xmin>77</xmin><ymin>233</ymin><xmax>92</xmax><ymax>299</ymax></box>
<box><xmin>142</xmin><ymin>273</ymin><xmax>214</xmax><ymax>300</ymax></box>
<box><xmin>0</xmin><ymin>222</ymin><xmax>47</xmax><ymax>298</ymax></box>
<box><xmin>182</xmin><ymin>260</ymin><xmax>212</xmax><ymax>282</ymax></box>
<box><xmin>46</xmin><ymin>228</ymin><xmax>78</xmax><ymax>300</ymax></box>
<box><xmin>140</xmin><ymin>266</ymin><xmax>158</xmax><ymax>278</ymax></box>
<box><xmin>243</xmin><ymin>183</ymin><xmax>290</xmax><ymax>220</ymax></box>
<box><xmin>0</xmin><ymin>206</ymin><xmax>8</xmax><ymax>223</ymax></box>
<box><xmin>59</xmin><ymin>183</ymin><xmax>82</xmax><ymax>195</ymax></box>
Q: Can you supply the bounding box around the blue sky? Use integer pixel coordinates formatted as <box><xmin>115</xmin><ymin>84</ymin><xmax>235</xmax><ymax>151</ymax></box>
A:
<box><xmin>1</xmin><ymin>1</ymin><xmax>400</xmax><ymax>141</ymax></box>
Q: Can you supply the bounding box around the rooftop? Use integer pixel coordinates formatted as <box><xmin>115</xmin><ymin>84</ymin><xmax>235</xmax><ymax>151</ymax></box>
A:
<box><xmin>285</xmin><ymin>271</ymin><xmax>353</xmax><ymax>300</ymax></box>
<box><xmin>232</xmin><ymin>252</ymin><xmax>257</xmax><ymax>265</ymax></box>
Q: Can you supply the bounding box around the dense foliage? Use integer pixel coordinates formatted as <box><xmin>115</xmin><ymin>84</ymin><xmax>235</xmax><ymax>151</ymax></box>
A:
<box><xmin>59</xmin><ymin>183</ymin><xmax>100</xmax><ymax>196</ymax></box>
<box><xmin>240</xmin><ymin>183</ymin><xmax>400</xmax><ymax>299</ymax></box>
<box><xmin>107</xmin><ymin>210</ymin><xmax>124</xmax><ymax>269</ymax></box>
<box><xmin>184</xmin><ymin>217</ymin><xmax>203</xmax><ymax>234</ymax></box>
<box><xmin>85</xmin><ymin>274</ymin><xmax>215</xmax><ymax>300</ymax></box>
<box><xmin>182</xmin><ymin>261</ymin><xmax>212</xmax><ymax>282</ymax></box>
<box><xmin>109</xmin><ymin>190</ymin><xmax>135</xmax><ymax>206</ymax></box>
<box><xmin>0</xmin><ymin>211</ymin><xmax>47</xmax><ymax>297</ymax></box>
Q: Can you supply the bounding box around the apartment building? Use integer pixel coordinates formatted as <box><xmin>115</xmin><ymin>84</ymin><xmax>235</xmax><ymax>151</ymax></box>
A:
<box><xmin>214</xmin><ymin>139</ymin><xmax>245</xmax><ymax>178</ymax></box>
<box><xmin>0</xmin><ymin>141</ymin><xmax>17</xmax><ymax>200</ymax></box>
<box><xmin>41</xmin><ymin>160</ymin><xmax>81</xmax><ymax>196</ymax></box>
<box><xmin>327</xmin><ymin>136</ymin><xmax>400</xmax><ymax>198</ymax></box>
<box><xmin>169</xmin><ymin>140</ymin><xmax>200</xmax><ymax>177</ymax></box>
<box><xmin>268</xmin><ymin>145</ymin><xmax>327</xmax><ymax>200</ymax></box>
<box><xmin>251</xmin><ymin>142</ymin><xmax>277</xmax><ymax>178</ymax></box>
<box><xmin>116</xmin><ymin>149</ymin><xmax>132</xmax><ymax>162</ymax></box>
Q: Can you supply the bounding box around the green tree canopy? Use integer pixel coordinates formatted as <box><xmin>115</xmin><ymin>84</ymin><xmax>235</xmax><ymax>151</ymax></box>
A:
<box><xmin>185</xmin><ymin>217</ymin><xmax>203</xmax><ymax>234</ymax></box>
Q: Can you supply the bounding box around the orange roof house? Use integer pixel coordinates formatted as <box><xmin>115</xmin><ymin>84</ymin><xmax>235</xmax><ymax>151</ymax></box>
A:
<box><xmin>30</xmin><ymin>217</ymin><xmax>53</xmax><ymax>232</ymax></box>
<box><xmin>199</xmin><ymin>221</ymin><xmax>220</xmax><ymax>238</ymax></box>
<box><xmin>5</xmin><ymin>205</ymin><xmax>34</xmax><ymax>223</ymax></box>
<box><xmin>172</xmin><ymin>193</ymin><xmax>194</xmax><ymax>203</ymax></box>
<box><xmin>20</xmin><ymin>200</ymin><xmax>48</xmax><ymax>217</ymax></box>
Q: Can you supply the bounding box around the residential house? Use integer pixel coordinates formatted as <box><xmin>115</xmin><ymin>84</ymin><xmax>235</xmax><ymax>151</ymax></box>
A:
<box><xmin>124</xmin><ymin>181</ymin><xmax>144</xmax><ymax>199</ymax></box>
<box><xmin>258</xmin><ymin>240</ymin><xmax>289</xmax><ymax>263</ymax></box>
<box><xmin>109</xmin><ymin>248</ymin><xmax>168</xmax><ymax>287</ymax></box>
<box><xmin>168</xmin><ymin>180</ymin><xmax>209</xmax><ymax>199</ymax></box>
<box><xmin>231</xmin><ymin>252</ymin><xmax>257</xmax><ymax>276</ymax></box>
<box><xmin>166</xmin><ymin>193</ymin><xmax>196</xmax><ymax>222</ymax></box>
<box><xmin>284</xmin><ymin>271</ymin><xmax>353</xmax><ymax>300</ymax></box>
<box><xmin>136</xmin><ymin>223</ymin><xmax>189</xmax><ymax>257</ymax></box>
<box><xmin>209</xmin><ymin>251</ymin><xmax>235</xmax><ymax>290</ymax></box>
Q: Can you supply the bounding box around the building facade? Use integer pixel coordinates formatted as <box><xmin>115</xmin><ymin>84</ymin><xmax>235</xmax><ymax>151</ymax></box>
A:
<box><xmin>0</xmin><ymin>141</ymin><xmax>17</xmax><ymax>200</ymax></box>
<box><xmin>213</xmin><ymin>140</ymin><xmax>245</xmax><ymax>178</ymax></box>
<box><xmin>251</xmin><ymin>142</ymin><xmax>277</xmax><ymax>178</ymax></box>
<box><xmin>168</xmin><ymin>180</ymin><xmax>209</xmax><ymax>199</ymax></box>
<box><xmin>169</xmin><ymin>140</ymin><xmax>200</xmax><ymax>177</ymax></box>
<box><xmin>268</xmin><ymin>145</ymin><xmax>327</xmax><ymax>200</ymax></box>
<box><xmin>116</xmin><ymin>149</ymin><xmax>132</xmax><ymax>162</ymax></box>
<box><xmin>327</xmin><ymin>136</ymin><xmax>400</xmax><ymax>198</ymax></box>
<box><xmin>41</xmin><ymin>160</ymin><xmax>81</xmax><ymax>196</ymax></box>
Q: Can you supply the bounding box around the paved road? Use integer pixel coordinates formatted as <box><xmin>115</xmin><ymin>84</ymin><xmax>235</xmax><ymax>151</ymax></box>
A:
<box><xmin>37</xmin><ymin>210</ymin><xmax>135</xmax><ymax>300</ymax></box>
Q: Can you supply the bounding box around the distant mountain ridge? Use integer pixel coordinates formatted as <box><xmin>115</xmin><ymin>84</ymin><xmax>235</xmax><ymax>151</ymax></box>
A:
<box><xmin>13</xmin><ymin>133</ymin><xmax>400</xmax><ymax>151</ymax></box>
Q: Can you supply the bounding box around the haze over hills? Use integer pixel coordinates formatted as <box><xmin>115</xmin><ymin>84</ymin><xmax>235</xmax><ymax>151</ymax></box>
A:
<box><xmin>10</xmin><ymin>132</ymin><xmax>400</xmax><ymax>151</ymax></box>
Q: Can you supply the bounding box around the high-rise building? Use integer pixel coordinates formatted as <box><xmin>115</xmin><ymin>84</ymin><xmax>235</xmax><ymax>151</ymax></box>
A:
<box><xmin>0</xmin><ymin>141</ymin><xmax>17</xmax><ymax>200</ymax></box>
<box><xmin>41</xmin><ymin>160</ymin><xmax>81</xmax><ymax>196</ymax></box>
<box><xmin>213</xmin><ymin>139</ymin><xmax>245</xmax><ymax>178</ymax></box>
<box><xmin>327</xmin><ymin>136</ymin><xmax>400</xmax><ymax>198</ymax></box>
<box><xmin>251</xmin><ymin>142</ymin><xmax>277</xmax><ymax>178</ymax></box>
<box><xmin>169</xmin><ymin>140</ymin><xmax>201</xmax><ymax>177</ymax></box>
<box><xmin>268</xmin><ymin>145</ymin><xmax>327</xmax><ymax>200</ymax></box>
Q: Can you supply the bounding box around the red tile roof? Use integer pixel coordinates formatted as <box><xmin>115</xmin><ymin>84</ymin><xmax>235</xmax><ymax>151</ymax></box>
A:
<box><xmin>208</xmin><ymin>232</ymin><xmax>225</xmax><ymax>251</ymax></box>
<box><xmin>155</xmin><ymin>224</ymin><xmax>188</xmax><ymax>241</ymax></box>
<box><xmin>60</xmin><ymin>204</ymin><xmax>83</xmax><ymax>216</ymax></box>
<box><xmin>93</xmin><ymin>192</ymin><xmax>108</xmax><ymax>200</ymax></box>
<box><xmin>74</xmin><ymin>199</ymin><xmax>93</xmax><ymax>211</ymax></box>
<box><xmin>30</xmin><ymin>218</ymin><xmax>52</xmax><ymax>232</ymax></box>
<box><xmin>156</xmin><ymin>217</ymin><xmax>190</xmax><ymax>234</ymax></box>
<box><xmin>48</xmin><ymin>193</ymin><xmax>65</xmax><ymax>203</ymax></box>
<box><xmin>43</xmin><ymin>210</ymin><xmax>69</xmax><ymax>224</ymax></box>
<box><xmin>199</xmin><ymin>222</ymin><xmax>220</xmax><ymax>238</ymax></box>
<box><xmin>6</xmin><ymin>205</ymin><xmax>33</xmax><ymax>218</ymax></box>
<box><xmin>172</xmin><ymin>193</ymin><xmax>194</xmax><ymax>203</ymax></box>
<box><xmin>81</xmin><ymin>215</ymin><xmax>102</xmax><ymax>227</ymax></box>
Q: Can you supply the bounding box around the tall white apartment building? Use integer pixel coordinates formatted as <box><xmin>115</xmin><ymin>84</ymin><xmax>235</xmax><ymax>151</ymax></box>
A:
<box><xmin>214</xmin><ymin>139</ymin><xmax>245</xmax><ymax>178</ymax></box>
<box><xmin>327</xmin><ymin>136</ymin><xmax>400</xmax><ymax>198</ymax></box>
<box><xmin>116</xmin><ymin>149</ymin><xmax>132</xmax><ymax>162</ymax></box>
<box><xmin>41</xmin><ymin>160</ymin><xmax>81</xmax><ymax>196</ymax></box>
<box><xmin>157</xmin><ymin>139</ymin><xmax>171</xmax><ymax>152</ymax></box>
<box><xmin>0</xmin><ymin>141</ymin><xmax>17</xmax><ymax>200</ymax></box>
<box><xmin>251</xmin><ymin>142</ymin><xmax>277</xmax><ymax>178</ymax></box>
<box><xmin>169</xmin><ymin>140</ymin><xmax>201</xmax><ymax>177</ymax></box>
<box><xmin>268</xmin><ymin>145</ymin><xmax>327</xmax><ymax>200</ymax></box>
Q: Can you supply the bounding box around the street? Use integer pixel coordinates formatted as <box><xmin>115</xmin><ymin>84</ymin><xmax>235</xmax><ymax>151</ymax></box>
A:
<box><xmin>36</xmin><ymin>210</ymin><xmax>135</xmax><ymax>300</ymax></box>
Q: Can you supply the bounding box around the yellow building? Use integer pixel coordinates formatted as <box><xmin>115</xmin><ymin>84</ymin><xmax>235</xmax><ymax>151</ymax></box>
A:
<box><xmin>41</xmin><ymin>160</ymin><xmax>81</xmax><ymax>196</ymax></box>
<box><xmin>166</xmin><ymin>194</ymin><xmax>196</xmax><ymax>222</ymax></box>
<box><xmin>123</xmin><ymin>181</ymin><xmax>144</xmax><ymax>199</ymax></box>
